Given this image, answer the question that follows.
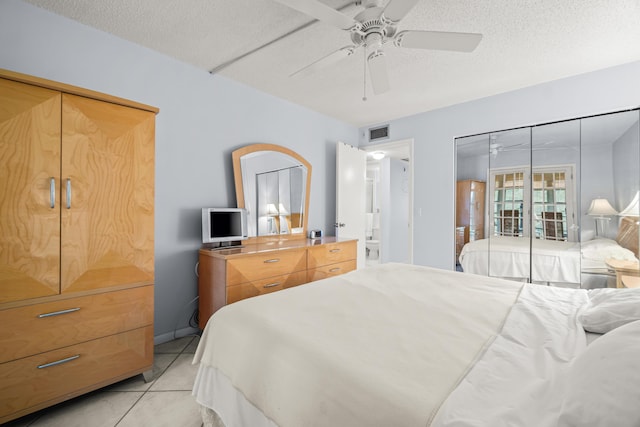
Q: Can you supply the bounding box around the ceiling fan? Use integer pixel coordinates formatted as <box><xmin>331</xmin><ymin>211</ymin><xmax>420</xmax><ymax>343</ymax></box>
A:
<box><xmin>274</xmin><ymin>0</ymin><xmax>483</xmax><ymax>96</ymax></box>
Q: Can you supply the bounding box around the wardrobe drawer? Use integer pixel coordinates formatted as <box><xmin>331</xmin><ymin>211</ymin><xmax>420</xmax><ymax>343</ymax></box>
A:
<box><xmin>307</xmin><ymin>240</ymin><xmax>357</xmax><ymax>269</ymax></box>
<box><xmin>0</xmin><ymin>286</ymin><xmax>153</xmax><ymax>364</ymax></box>
<box><xmin>307</xmin><ymin>260</ymin><xmax>357</xmax><ymax>282</ymax></box>
<box><xmin>0</xmin><ymin>326</ymin><xmax>152</xmax><ymax>421</ymax></box>
<box><xmin>227</xmin><ymin>271</ymin><xmax>307</xmax><ymax>304</ymax></box>
<box><xmin>226</xmin><ymin>249</ymin><xmax>306</xmax><ymax>285</ymax></box>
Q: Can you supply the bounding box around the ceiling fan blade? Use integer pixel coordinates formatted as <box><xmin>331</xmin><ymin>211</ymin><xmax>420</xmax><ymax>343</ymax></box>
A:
<box><xmin>368</xmin><ymin>51</ymin><xmax>390</xmax><ymax>95</ymax></box>
<box><xmin>273</xmin><ymin>0</ymin><xmax>358</xmax><ymax>30</ymax></box>
<box><xmin>395</xmin><ymin>30</ymin><xmax>483</xmax><ymax>52</ymax></box>
<box><xmin>382</xmin><ymin>0</ymin><xmax>421</xmax><ymax>23</ymax></box>
<box><xmin>290</xmin><ymin>45</ymin><xmax>357</xmax><ymax>77</ymax></box>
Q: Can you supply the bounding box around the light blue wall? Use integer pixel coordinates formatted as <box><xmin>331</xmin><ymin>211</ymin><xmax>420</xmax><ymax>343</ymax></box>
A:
<box><xmin>361</xmin><ymin>60</ymin><xmax>640</xmax><ymax>269</ymax></box>
<box><xmin>387</xmin><ymin>159</ymin><xmax>410</xmax><ymax>263</ymax></box>
<box><xmin>1</xmin><ymin>0</ymin><xmax>358</xmax><ymax>342</ymax></box>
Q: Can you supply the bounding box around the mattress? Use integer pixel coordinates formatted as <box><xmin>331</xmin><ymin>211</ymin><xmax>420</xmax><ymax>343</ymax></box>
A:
<box><xmin>192</xmin><ymin>263</ymin><xmax>595</xmax><ymax>427</ymax></box>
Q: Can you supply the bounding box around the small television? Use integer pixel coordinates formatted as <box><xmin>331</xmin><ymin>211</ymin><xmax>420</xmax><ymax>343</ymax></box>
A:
<box><xmin>202</xmin><ymin>208</ymin><xmax>248</xmax><ymax>246</ymax></box>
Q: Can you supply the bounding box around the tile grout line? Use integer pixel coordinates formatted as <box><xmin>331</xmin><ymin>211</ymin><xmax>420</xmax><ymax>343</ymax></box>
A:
<box><xmin>113</xmin><ymin>336</ymin><xmax>196</xmax><ymax>427</ymax></box>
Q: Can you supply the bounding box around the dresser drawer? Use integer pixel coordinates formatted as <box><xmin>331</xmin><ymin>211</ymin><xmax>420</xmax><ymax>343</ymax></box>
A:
<box><xmin>307</xmin><ymin>260</ymin><xmax>357</xmax><ymax>282</ymax></box>
<box><xmin>307</xmin><ymin>240</ymin><xmax>356</xmax><ymax>269</ymax></box>
<box><xmin>0</xmin><ymin>326</ymin><xmax>152</xmax><ymax>421</ymax></box>
<box><xmin>0</xmin><ymin>286</ymin><xmax>153</xmax><ymax>364</ymax></box>
<box><xmin>226</xmin><ymin>249</ymin><xmax>307</xmax><ymax>285</ymax></box>
<box><xmin>226</xmin><ymin>271</ymin><xmax>307</xmax><ymax>304</ymax></box>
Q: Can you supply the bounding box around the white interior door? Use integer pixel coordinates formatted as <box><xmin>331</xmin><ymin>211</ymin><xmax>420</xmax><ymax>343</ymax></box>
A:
<box><xmin>336</xmin><ymin>141</ymin><xmax>367</xmax><ymax>269</ymax></box>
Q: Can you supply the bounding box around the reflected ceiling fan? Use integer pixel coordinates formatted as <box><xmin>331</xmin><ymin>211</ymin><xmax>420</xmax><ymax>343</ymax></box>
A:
<box><xmin>274</xmin><ymin>0</ymin><xmax>483</xmax><ymax>96</ymax></box>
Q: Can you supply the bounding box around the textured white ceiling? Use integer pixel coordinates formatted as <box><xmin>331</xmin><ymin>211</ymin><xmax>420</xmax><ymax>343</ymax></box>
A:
<box><xmin>23</xmin><ymin>0</ymin><xmax>640</xmax><ymax>127</ymax></box>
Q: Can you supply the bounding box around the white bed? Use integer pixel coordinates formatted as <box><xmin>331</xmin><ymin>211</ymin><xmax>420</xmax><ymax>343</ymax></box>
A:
<box><xmin>459</xmin><ymin>236</ymin><xmax>636</xmax><ymax>287</ymax></box>
<box><xmin>192</xmin><ymin>263</ymin><xmax>640</xmax><ymax>427</ymax></box>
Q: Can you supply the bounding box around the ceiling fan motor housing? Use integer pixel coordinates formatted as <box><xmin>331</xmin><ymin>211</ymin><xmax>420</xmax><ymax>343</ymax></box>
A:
<box><xmin>351</xmin><ymin>7</ymin><xmax>397</xmax><ymax>46</ymax></box>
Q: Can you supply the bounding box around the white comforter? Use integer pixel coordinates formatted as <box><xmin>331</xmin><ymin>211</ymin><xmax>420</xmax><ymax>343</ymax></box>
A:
<box><xmin>193</xmin><ymin>264</ymin><xmax>523</xmax><ymax>427</ymax></box>
<box><xmin>432</xmin><ymin>283</ymin><xmax>589</xmax><ymax>426</ymax></box>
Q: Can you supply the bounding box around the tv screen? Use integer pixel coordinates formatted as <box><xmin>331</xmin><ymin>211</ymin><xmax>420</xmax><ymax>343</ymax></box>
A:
<box><xmin>202</xmin><ymin>208</ymin><xmax>247</xmax><ymax>244</ymax></box>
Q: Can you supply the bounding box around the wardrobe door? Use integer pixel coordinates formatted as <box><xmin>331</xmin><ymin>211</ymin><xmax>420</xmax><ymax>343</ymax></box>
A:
<box><xmin>0</xmin><ymin>79</ymin><xmax>61</xmax><ymax>303</ymax></box>
<box><xmin>455</xmin><ymin>134</ymin><xmax>490</xmax><ymax>270</ymax></box>
<box><xmin>487</xmin><ymin>127</ymin><xmax>531</xmax><ymax>281</ymax></box>
<box><xmin>60</xmin><ymin>94</ymin><xmax>155</xmax><ymax>293</ymax></box>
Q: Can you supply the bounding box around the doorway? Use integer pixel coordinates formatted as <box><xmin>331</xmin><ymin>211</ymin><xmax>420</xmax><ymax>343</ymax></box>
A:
<box><xmin>363</xmin><ymin>139</ymin><xmax>414</xmax><ymax>266</ymax></box>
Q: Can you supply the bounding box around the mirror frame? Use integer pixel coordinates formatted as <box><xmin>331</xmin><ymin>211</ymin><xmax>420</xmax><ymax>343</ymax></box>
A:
<box><xmin>232</xmin><ymin>143</ymin><xmax>312</xmax><ymax>239</ymax></box>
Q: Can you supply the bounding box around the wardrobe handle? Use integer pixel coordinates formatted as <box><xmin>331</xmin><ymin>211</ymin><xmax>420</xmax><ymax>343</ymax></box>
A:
<box><xmin>264</xmin><ymin>258</ymin><xmax>280</xmax><ymax>263</ymax></box>
<box><xmin>329</xmin><ymin>268</ymin><xmax>341</xmax><ymax>273</ymax></box>
<box><xmin>263</xmin><ymin>282</ymin><xmax>280</xmax><ymax>288</ymax></box>
<box><xmin>329</xmin><ymin>248</ymin><xmax>341</xmax><ymax>253</ymax></box>
<box><xmin>66</xmin><ymin>178</ymin><xmax>72</xmax><ymax>209</ymax></box>
<box><xmin>38</xmin><ymin>307</ymin><xmax>80</xmax><ymax>318</ymax></box>
<box><xmin>49</xmin><ymin>177</ymin><xmax>55</xmax><ymax>208</ymax></box>
<box><xmin>37</xmin><ymin>355</ymin><xmax>80</xmax><ymax>369</ymax></box>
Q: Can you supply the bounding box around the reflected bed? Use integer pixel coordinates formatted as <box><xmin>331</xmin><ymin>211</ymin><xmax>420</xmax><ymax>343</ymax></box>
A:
<box><xmin>459</xmin><ymin>217</ymin><xmax>639</xmax><ymax>288</ymax></box>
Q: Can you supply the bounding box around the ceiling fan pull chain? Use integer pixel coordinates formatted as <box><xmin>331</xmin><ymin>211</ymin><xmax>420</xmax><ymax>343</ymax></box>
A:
<box><xmin>362</xmin><ymin>46</ymin><xmax>367</xmax><ymax>101</ymax></box>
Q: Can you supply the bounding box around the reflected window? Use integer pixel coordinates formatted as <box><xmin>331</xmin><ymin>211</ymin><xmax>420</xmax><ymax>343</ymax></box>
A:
<box><xmin>491</xmin><ymin>170</ymin><xmax>526</xmax><ymax>236</ymax></box>
<box><xmin>532</xmin><ymin>168</ymin><xmax>573</xmax><ymax>241</ymax></box>
<box><xmin>490</xmin><ymin>165</ymin><xmax>576</xmax><ymax>240</ymax></box>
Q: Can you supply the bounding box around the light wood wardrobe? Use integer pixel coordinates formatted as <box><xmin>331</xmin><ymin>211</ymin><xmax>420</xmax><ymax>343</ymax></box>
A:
<box><xmin>0</xmin><ymin>69</ymin><xmax>157</xmax><ymax>423</ymax></box>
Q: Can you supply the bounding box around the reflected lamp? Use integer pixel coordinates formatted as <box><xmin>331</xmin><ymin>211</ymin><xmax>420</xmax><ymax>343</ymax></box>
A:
<box><xmin>587</xmin><ymin>198</ymin><xmax>618</xmax><ymax>237</ymax></box>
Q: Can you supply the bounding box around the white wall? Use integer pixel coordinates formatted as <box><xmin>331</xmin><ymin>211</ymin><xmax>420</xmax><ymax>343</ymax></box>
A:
<box><xmin>387</xmin><ymin>159</ymin><xmax>410</xmax><ymax>263</ymax></box>
<box><xmin>361</xmin><ymin>60</ymin><xmax>640</xmax><ymax>269</ymax></box>
<box><xmin>1</xmin><ymin>0</ymin><xmax>358</xmax><ymax>342</ymax></box>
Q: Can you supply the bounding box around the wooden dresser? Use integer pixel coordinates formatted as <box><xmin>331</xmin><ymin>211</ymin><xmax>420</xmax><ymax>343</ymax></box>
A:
<box><xmin>0</xmin><ymin>70</ymin><xmax>156</xmax><ymax>423</ymax></box>
<box><xmin>198</xmin><ymin>237</ymin><xmax>357</xmax><ymax>329</ymax></box>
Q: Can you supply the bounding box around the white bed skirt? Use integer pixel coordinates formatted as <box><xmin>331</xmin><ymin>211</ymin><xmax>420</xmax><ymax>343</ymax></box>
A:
<box><xmin>194</xmin><ymin>364</ymin><xmax>277</xmax><ymax>427</ymax></box>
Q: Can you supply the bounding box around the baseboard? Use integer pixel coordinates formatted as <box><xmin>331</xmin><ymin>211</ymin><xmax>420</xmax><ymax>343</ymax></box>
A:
<box><xmin>154</xmin><ymin>326</ymin><xmax>200</xmax><ymax>346</ymax></box>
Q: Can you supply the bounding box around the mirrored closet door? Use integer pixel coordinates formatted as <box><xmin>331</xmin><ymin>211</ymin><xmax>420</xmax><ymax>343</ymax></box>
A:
<box><xmin>455</xmin><ymin>109</ymin><xmax>640</xmax><ymax>289</ymax></box>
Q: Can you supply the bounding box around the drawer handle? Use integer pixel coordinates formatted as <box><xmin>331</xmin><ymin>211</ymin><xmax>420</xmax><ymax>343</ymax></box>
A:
<box><xmin>264</xmin><ymin>258</ymin><xmax>280</xmax><ymax>263</ymax></box>
<box><xmin>329</xmin><ymin>249</ymin><xmax>341</xmax><ymax>253</ymax></box>
<box><xmin>37</xmin><ymin>354</ymin><xmax>80</xmax><ymax>369</ymax></box>
<box><xmin>329</xmin><ymin>267</ymin><xmax>341</xmax><ymax>273</ymax></box>
<box><xmin>38</xmin><ymin>307</ymin><xmax>80</xmax><ymax>318</ymax></box>
<box><xmin>263</xmin><ymin>282</ymin><xmax>280</xmax><ymax>288</ymax></box>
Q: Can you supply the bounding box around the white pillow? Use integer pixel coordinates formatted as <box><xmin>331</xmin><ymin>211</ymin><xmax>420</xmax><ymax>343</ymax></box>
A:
<box><xmin>580</xmin><ymin>238</ymin><xmax>636</xmax><ymax>261</ymax></box>
<box><xmin>558</xmin><ymin>320</ymin><xmax>640</xmax><ymax>427</ymax></box>
<box><xmin>578</xmin><ymin>288</ymin><xmax>640</xmax><ymax>333</ymax></box>
<box><xmin>580</xmin><ymin>229</ymin><xmax>595</xmax><ymax>242</ymax></box>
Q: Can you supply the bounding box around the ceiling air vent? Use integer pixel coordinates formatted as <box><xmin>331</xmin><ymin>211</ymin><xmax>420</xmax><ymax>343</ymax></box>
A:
<box><xmin>369</xmin><ymin>125</ymin><xmax>389</xmax><ymax>142</ymax></box>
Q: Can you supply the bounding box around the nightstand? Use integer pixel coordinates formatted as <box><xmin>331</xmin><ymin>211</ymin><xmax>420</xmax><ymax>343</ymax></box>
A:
<box><xmin>605</xmin><ymin>258</ymin><xmax>640</xmax><ymax>288</ymax></box>
<box><xmin>620</xmin><ymin>275</ymin><xmax>640</xmax><ymax>289</ymax></box>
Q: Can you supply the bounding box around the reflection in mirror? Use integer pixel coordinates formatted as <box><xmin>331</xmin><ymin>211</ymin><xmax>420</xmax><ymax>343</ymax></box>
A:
<box><xmin>487</xmin><ymin>127</ymin><xmax>531</xmax><ymax>281</ymax></box>
<box><xmin>531</xmin><ymin>120</ymin><xmax>580</xmax><ymax>285</ymax></box>
<box><xmin>256</xmin><ymin>166</ymin><xmax>306</xmax><ymax>235</ymax></box>
<box><xmin>454</xmin><ymin>134</ymin><xmax>489</xmax><ymax>272</ymax></box>
<box><xmin>455</xmin><ymin>108</ymin><xmax>640</xmax><ymax>289</ymax></box>
<box><xmin>233</xmin><ymin>144</ymin><xmax>311</xmax><ymax>238</ymax></box>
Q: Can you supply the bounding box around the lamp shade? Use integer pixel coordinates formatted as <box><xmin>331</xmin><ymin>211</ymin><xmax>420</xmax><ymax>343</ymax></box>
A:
<box><xmin>618</xmin><ymin>191</ymin><xmax>639</xmax><ymax>217</ymax></box>
<box><xmin>587</xmin><ymin>198</ymin><xmax>618</xmax><ymax>216</ymax></box>
<box><xmin>266</xmin><ymin>203</ymin><xmax>279</xmax><ymax>216</ymax></box>
<box><xmin>278</xmin><ymin>203</ymin><xmax>289</xmax><ymax>215</ymax></box>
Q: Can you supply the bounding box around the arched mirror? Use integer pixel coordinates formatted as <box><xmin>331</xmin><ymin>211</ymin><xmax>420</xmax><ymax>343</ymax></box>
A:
<box><xmin>232</xmin><ymin>144</ymin><xmax>312</xmax><ymax>238</ymax></box>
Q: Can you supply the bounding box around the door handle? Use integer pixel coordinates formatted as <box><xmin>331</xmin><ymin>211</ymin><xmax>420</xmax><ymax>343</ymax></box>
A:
<box><xmin>66</xmin><ymin>178</ymin><xmax>72</xmax><ymax>209</ymax></box>
<box><xmin>50</xmin><ymin>177</ymin><xmax>55</xmax><ymax>208</ymax></box>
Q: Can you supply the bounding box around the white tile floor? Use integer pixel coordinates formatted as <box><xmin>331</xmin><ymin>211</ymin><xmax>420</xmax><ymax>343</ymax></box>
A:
<box><xmin>5</xmin><ymin>335</ymin><xmax>203</xmax><ymax>427</ymax></box>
